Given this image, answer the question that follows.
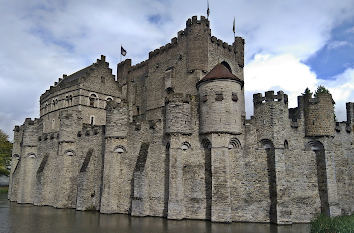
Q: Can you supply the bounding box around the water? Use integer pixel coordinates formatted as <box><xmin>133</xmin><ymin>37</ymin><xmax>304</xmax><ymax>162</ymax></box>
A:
<box><xmin>0</xmin><ymin>194</ymin><xmax>310</xmax><ymax>233</ymax></box>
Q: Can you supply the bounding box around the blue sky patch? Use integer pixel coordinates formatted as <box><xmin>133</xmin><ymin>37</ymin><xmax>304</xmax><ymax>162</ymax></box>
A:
<box><xmin>305</xmin><ymin>18</ymin><xmax>354</xmax><ymax>79</ymax></box>
<box><xmin>30</xmin><ymin>27</ymin><xmax>74</xmax><ymax>52</ymax></box>
<box><xmin>148</xmin><ymin>14</ymin><xmax>163</xmax><ymax>24</ymax></box>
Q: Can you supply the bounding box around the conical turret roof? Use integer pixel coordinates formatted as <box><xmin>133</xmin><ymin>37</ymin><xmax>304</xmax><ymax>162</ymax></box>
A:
<box><xmin>203</xmin><ymin>63</ymin><xmax>238</xmax><ymax>80</ymax></box>
<box><xmin>196</xmin><ymin>63</ymin><xmax>243</xmax><ymax>88</ymax></box>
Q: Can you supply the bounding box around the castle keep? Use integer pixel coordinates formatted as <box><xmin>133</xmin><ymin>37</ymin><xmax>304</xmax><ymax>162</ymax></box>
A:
<box><xmin>8</xmin><ymin>16</ymin><xmax>354</xmax><ymax>224</ymax></box>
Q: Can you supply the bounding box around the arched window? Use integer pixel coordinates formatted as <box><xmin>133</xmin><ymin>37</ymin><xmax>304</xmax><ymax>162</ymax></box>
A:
<box><xmin>228</xmin><ymin>138</ymin><xmax>242</xmax><ymax>149</ymax></box>
<box><xmin>105</xmin><ymin>96</ymin><xmax>113</xmax><ymax>108</ymax></box>
<box><xmin>27</xmin><ymin>153</ymin><xmax>36</xmax><ymax>159</ymax></box>
<box><xmin>65</xmin><ymin>95</ymin><xmax>69</xmax><ymax>107</ymax></box>
<box><xmin>89</xmin><ymin>93</ymin><xmax>98</xmax><ymax>107</ymax></box>
<box><xmin>284</xmin><ymin>140</ymin><xmax>289</xmax><ymax>149</ymax></box>
<box><xmin>69</xmin><ymin>95</ymin><xmax>73</xmax><ymax>105</ymax></box>
<box><xmin>114</xmin><ymin>145</ymin><xmax>126</xmax><ymax>154</ymax></box>
<box><xmin>181</xmin><ymin>142</ymin><xmax>191</xmax><ymax>151</ymax></box>
<box><xmin>65</xmin><ymin>150</ymin><xmax>75</xmax><ymax>156</ymax></box>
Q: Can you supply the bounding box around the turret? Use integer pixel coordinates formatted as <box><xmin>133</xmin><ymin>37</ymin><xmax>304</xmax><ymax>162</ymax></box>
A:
<box><xmin>185</xmin><ymin>16</ymin><xmax>211</xmax><ymax>72</ymax></box>
<box><xmin>197</xmin><ymin>63</ymin><xmax>244</xmax><ymax>135</ymax></box>
<box><xmin>233</xmin><ymin>37</ymin><xmax>245</xmax><ymax>69</ymax></box>
<box><xmin>303</xmin><ymin>93</ymin><xmax>335</xmax><ymax>137</ymax></box>
<box><xmin>346</xmin><ymin>102</ymin><xmax>354</xmax><ymax>131</ymax></box>
<box><xmin>22</xmin><ymin>118</ymin><xmax>38</xmax><ymax>147</ymax></box>
<box><xmin>253</xmin><ymin>91</ymin><xmax>289</xmax><ymax>144</ymax></box>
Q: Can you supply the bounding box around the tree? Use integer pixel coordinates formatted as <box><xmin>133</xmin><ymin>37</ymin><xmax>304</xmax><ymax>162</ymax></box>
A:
<box><xmin>314</xmin><ymin>85</ymin><xmax>330</xmax><ymax>98</ymax></box>
<box><xmin>0</xmin><ymin>130</ymin><xmax>12</xmax><ymax>176</ymax></box>
<box><xmin>302</xmin><ymin>87</ymin><xmax>313</xmax><ymax>97</ymax></box>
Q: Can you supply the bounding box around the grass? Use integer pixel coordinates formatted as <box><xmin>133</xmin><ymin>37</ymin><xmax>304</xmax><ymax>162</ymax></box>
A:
<box><xmin>311</xmin><ymin>214</ymin><xmax>354</xmax><ymax>233</ymax></box>
<box><xmin>0</xmin><ymin>186</ymin><xmax>8</xmax><ymax>194</ymax></box>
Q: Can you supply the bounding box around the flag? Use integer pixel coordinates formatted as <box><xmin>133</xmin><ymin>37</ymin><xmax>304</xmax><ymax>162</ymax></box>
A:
<box><xmin>207</xmin><ymin>0</ymin><xmax>210</xmax><ymax>18</ymax></box>
<box><xmin>121</xmin><ymin>46</ymin><xmax>127</xmax><ymax>56</ymax></box>
<box><xmin>233</xmin><ymin>17</ymin><xmax>235</xmax><ymax>35</ymax></box>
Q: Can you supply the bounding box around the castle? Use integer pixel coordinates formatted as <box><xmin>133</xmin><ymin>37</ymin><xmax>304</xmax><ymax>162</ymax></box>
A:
<box><xmin>8</xmin><ymin>15</ymin><xmax>354</xmax><ymax>224</ymax></box>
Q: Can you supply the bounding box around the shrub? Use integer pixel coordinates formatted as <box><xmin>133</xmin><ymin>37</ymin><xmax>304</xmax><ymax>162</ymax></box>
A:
<box><xmin>311</xmin><ymin>214</ymin><xmax>354</xmax><ymax>233</ymax></box>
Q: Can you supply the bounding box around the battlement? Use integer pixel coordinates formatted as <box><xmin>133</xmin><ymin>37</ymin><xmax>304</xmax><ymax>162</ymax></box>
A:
<box><xmin>210</xmin><ymin>36</ymin><xmax>233</xmax><ymax>52</ymax></box>
<box><xmin>335</xmin><ymin>121</ymin><xmax>351</xmax><ymax>133</ymax></box>
<box><xmin>79</xmin><ymin>125</ymin><xmax>105</xmax><ymax>137</ymax></box>
<box><xmin>186</xmin><ymin>15</ymin><xmax>210</xmax><ymax>28</ymax></box>
<box><xmin>303</xmin><ymin>93</ymin><xmax>335</xmax><ymax>105</ymax></box>
<box><xmin>126</xmin><ymin>15</ymin><xmax>240</xmax><ymax>75</ymax></box>
<box><xmin>39</xmin><ymin>132</ymin><xmax>59</xmax><ymax>142</ymax></box>
<box><xmin>23</xmin><ymin>118</ymin><xmax>40</xmax><ymax>126</ymax></box>
<box><xmin>148</xmin><ymin>36</ymin><xmax>180</xmax><ymax>59</ymax></box>
<box><xmin>302</xmin><ymin>92</ymin><xmax>335</xmax><ymax>137</ymax></box>
<box><xmin>41</xmin><ymin>55</ymin><xmax>112</xmax><ymax>101</ymax></box>
<box><xmin>253</xmin><ymin>91</ymin><xmax>288</xmax><ymax>105</ymax></box>
<box><xmin>165</xmin><ymin>93</ymin><xmax>192</xmax><ymax>104</ymax></box>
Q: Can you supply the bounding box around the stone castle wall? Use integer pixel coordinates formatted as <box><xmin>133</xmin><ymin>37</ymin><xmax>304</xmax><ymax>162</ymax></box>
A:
<box><xmin>8</xmin><ymin>15</ymin><xmax>354</xmax><ymax>224</ymax></box>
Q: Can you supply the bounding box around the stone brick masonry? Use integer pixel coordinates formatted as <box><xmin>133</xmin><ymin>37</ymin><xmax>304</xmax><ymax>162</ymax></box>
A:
<box><xmin>8</xmin><ymin>15</ymin><xmax>354</xmax><ymax>224</ymax></box>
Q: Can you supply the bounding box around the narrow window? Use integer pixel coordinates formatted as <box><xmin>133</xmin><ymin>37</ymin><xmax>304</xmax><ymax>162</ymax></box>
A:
<box><xmin>201</xmin><ymin>95</ymin><xmax>208</xmax><ymax>102</ymax></box>
<box><xmin>105</xmin><ymin>97</ymin><xmax>113</xmax><ymax>108</ymax></box>
<box><xmin>89</xmin><ymin>94</ymin><xmax>97</xmax><ymax>107</ymax></box>
<box><xmin>284</xmin><ymin>140</ymin><xmax>289</xmax><ymax>149</ymax></box>
<box><xmin>90</xmin><ymin>116</ymin><xmax>95</xmax><ymax>125</ymax></box>
<box><xmin>215</xmin><ymin>92</ymin><xmax>223</xmax><ymax>101</ymax></box>
<box><xmin>52</xmin><ymin>119</ymin><xmax>55</xmax><ymax>129</ymax></box>
<box><xmin>101</xmin><ymin>76</ymin><xmax>105</xmax><ymax>84</ymax></box>
<box><xmin>232</xmin><ymin>92</ymin><xmax>238</xmax><ymax>102</ymax></box>
<box><xmin>65</xmin><ymin>96</ymin><xmax>68</xmax><ymax>106</ymax></box>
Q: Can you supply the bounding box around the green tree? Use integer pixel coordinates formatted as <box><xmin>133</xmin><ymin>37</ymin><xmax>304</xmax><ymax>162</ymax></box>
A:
<box><xmin>314</xmin><ymin>85</ymin><xmax>330</xmax><ymax>97</ymax></box>
<box><xmin>302</xmin><ymin>87</ymin><xmax>313</xmax><ymax>97</ymax></box>
<box><xmin>0</xmin><ymin>129</ymin><xmax>12</xmax><ymax>176</ymax></box>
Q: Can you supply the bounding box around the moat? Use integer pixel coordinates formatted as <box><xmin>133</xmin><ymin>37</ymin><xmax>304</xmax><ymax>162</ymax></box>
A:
<box><xmin>0</xmin><ymin>194</ymin><xmax>310</xmax><ymax>233</ymax></box>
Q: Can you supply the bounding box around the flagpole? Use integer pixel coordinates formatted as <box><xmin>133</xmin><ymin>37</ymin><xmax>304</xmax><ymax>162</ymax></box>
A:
<box><xmin>120</xmin><ymin>44</ymin><xmax>122</xmax><ymax>62</ymax></box>
<box><xmin>233</xmin><ymin>17</ymin><xmax>236</xmax><ymax>38</ymax></box>
<box><xmin>207</xmin><ymin>0</ymin><xmax>210</xmax><ymax>19</ymax></box>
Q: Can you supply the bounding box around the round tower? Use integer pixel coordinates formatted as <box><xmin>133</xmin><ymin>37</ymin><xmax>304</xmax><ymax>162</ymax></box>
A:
<box><xmin>196</xmin><ymin>63</ymin><xmax>244</xmax><ymax>134</ymax></box>
<box><xmin>303</xmin><ymin>93</ymin><xmax>335</xmax><ymax>137</ymax></box>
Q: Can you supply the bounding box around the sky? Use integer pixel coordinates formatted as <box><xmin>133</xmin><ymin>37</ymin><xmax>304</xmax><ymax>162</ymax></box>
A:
<box><xmin>0</xmin><ymin>0</ymin><xmax>354</xmax><ymax>140</ymax></box>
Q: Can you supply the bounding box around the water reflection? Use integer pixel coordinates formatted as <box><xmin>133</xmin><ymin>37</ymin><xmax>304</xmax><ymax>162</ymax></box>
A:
<box><xmin>0</xmin><ymin>194</ymin><xmax>310</xmax><ymax>233</ymax></box>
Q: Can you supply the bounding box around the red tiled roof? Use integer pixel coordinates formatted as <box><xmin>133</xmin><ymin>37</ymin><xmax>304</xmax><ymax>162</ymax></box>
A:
<box><xmin>202</xmin><ymin>63</ymin><xmax>238</xmax><ymax>80</ymax></box>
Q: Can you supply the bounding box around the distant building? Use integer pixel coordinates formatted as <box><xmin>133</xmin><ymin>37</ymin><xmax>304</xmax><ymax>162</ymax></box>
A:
<box><xmin>8</xmin><ymin>15</ymin><xmax>353</xmax><ymax>224</ymax></box>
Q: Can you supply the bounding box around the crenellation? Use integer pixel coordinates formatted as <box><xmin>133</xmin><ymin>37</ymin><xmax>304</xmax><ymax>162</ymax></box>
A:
<box><xmin>9</xmin><ymin>15</ymin><xmax>353</xmax><ymax>225</ymax></box>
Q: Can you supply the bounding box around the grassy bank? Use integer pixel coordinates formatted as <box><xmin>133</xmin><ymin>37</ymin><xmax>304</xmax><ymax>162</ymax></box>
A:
<box><xmin>0</xmin><ymin>186</ymin><xmax>8</xmax><ymax>194</ymax></box>
<box><xmin>311</xmin><ymin>214</ymin><xmax>354</xmax><ymax>233</ymax></box>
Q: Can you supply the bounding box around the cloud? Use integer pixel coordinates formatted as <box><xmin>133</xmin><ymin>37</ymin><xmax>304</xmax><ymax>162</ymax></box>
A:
<box><xmin>244</xmin><ymin>53</ymin><xmax>318</xmax><ymax>116</ymax></box>
<box><xmin>319</xmin><ymin>68</ymin><xmax>354</xmax><ymax>121</ymax></box>
<box><xmin>244</xmin><ymin>53</ymin><xmax>354</xmax><ymax>121</ymax></box>
<box><xmin>327</xmin><ymin>40</ymin><xmax>352</xmax><ymax>50</ymax></box>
